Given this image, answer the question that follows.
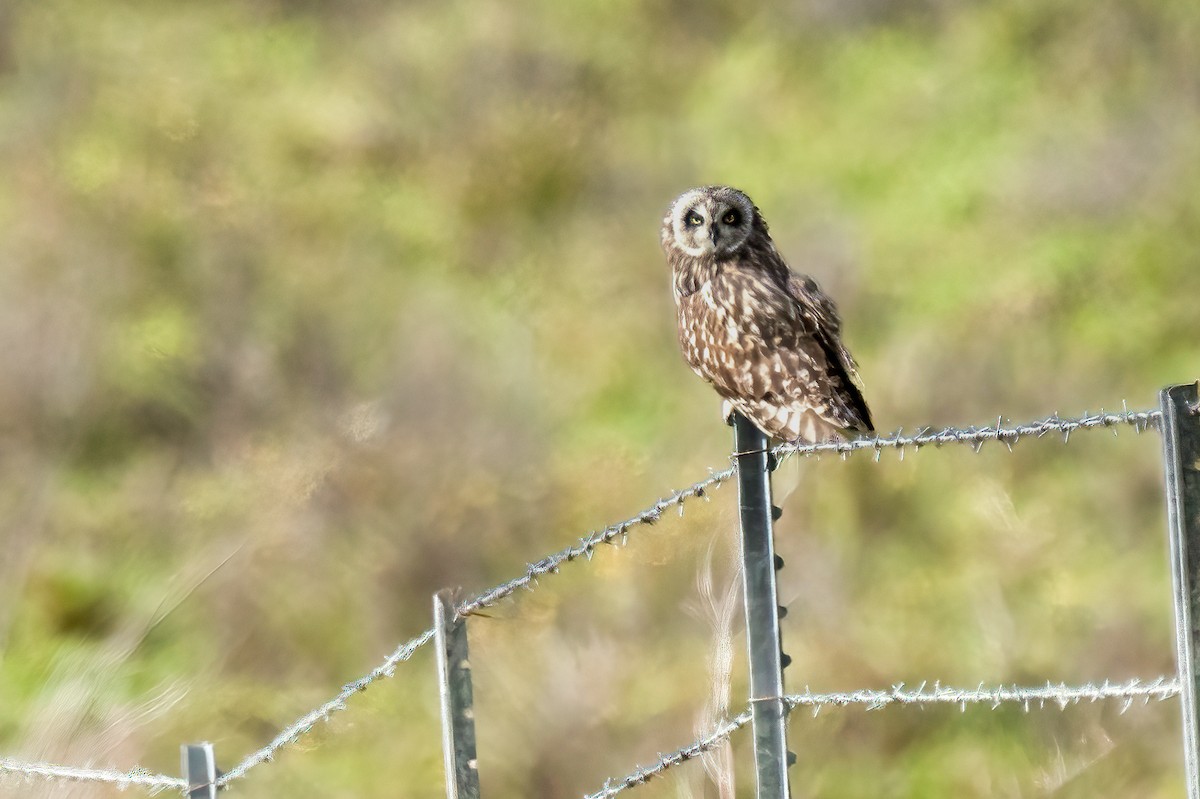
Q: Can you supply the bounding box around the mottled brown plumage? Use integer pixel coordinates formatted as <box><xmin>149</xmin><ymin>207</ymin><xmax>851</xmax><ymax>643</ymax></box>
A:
<box><xmin>661</xmin><ymin>186</ymin><xmax>872</xmax><ymax>442</ymax></box>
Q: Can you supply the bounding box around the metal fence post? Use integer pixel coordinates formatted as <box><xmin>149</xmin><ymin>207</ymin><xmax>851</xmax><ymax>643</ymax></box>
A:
<box><xmin>733</xmin><ymin>413</ymin><xmax>792</xmax><ymax>799</ymax></box>
<box><xmin>1161</xmin><ymin>381</ymin><xmax>1200</xmax><ymax>799</ymax></box>
<box><xmin>434</xmin><ymin>590</ymin><xmax>481</xmax><ymax>799</ymax></box>
<box><xmin>181</xmin><ymin>743</ymin><xmax>218</xmax><ymax>799</ymax></box>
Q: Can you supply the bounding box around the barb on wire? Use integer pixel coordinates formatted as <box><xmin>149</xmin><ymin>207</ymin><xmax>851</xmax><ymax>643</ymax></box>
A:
<box><xmin>583</xmin><ymin>676</ymin><xmax>1178</xmax><ymax>799</ymax></box>
<box><xmin>774</xmin><ymin>407</ymin><xmax>1162</xmax><ymax>463</ymax></box>
<box><xmin>0</xmin><ymin>758</ymin><xmax>185</xmax><ymax>794</ymax></box>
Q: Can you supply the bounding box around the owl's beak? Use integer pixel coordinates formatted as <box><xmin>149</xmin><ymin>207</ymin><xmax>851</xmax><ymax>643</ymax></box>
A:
<box><xmin>710</xmin><ymin>227</ymin><xmax>720</xmax><ymax>247</ymax></box>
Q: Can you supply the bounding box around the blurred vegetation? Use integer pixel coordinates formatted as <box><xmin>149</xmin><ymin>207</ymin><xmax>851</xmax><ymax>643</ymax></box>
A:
<box><xmin>0</xmin><ymin>0</ymin><xmax>1198</xmax><ymax>796</ymax></box>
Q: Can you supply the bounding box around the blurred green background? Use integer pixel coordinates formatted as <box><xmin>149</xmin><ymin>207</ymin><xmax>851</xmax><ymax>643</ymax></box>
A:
<box><xmin>1</xmin><ymin>0</ymin><xmax>1198</xmax><ymax>796</ymax></box>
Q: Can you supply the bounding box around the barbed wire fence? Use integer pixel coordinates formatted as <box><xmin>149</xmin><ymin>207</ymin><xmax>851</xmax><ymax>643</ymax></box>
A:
<box><xmin>584</xmin><ymin>677</ymin><xmax>1184</xmax><ymax>799</ymax></box>
<box><xmin>1</xmin><ymin>385</ymin><xmax>1197</xmax><ymax>798</ymax></box>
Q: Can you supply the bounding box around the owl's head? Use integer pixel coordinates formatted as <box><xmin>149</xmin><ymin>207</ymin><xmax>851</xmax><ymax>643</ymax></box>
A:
<box><xmin>662</xmin><ymin>185</ymin><xmax>762</xmax><ymax>259</ymax></box>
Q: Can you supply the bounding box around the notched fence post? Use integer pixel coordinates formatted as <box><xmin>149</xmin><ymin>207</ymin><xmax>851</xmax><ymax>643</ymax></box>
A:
<box><xmin>434</xmin><ymin>590</ymin><xmax>481</xmax><ymax>799</ymax></box>
<box><xmin>733</xmin><ymin>414</ymin><xmax>793</xmax><ymax>799</ymax></box>
<box><xmin>1161</xmin><ymin>381</ymin><xmax>1200</xmax><ymax>799</ymax></box>
<box><xmin>181</xmin><ymin>743</ymin><xmax>218</xmax><ymax>799</ymax></box>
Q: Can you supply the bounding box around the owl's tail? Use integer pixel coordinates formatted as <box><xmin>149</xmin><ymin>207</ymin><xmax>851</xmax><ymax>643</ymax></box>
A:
<box><xmin>732</xmin><ymin>397</ymin><xmax>847</xmax><ymax>446</ymax></box>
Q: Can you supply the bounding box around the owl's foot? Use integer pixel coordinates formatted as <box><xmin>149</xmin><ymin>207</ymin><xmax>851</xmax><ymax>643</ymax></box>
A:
<box><xmin>722</xmin><ymin>399</ymin><xmax>736</xmax><ymax>426</ymax></box>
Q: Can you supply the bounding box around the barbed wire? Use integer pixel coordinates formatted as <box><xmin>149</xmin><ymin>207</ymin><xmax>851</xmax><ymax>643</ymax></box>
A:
<box><xmin>211</xmin><ymin>467</ymin><xmax>743</xmax><ymax>785</ymax></box>
<box><xmin>583</xmin><ymin>677</ymin><xmax>1179</xmax><ymax>799</ymax></box>
<box><xmin>459</xmin><ymin>406</ymin><xmax>1163</xmax><ymax>625</ymax></box>
<box><xmin>0</xmin><ymin>758</ymin><xmax>184</xmax><ymax>794</ymax></box>
<box><xmin>2</xmin><ymin>676</ymin><xmax>1177</xmax><ymax>797</ymax></box>
<box><xmin>774</xmin><ymin>406</ymin><xmax>1161</xmax><ymax>462</ymax></box>
<box><xmin>0</xmin><ymin>405</ymin><xmax>1166</xmax><ymax>794</ymax></box>
<box><xmin>214</xmin><ymin>628</ymin><xmax>436</xmax><ymax>785</ymax></box>
<box><xmin>784</xmin><ymin>676</ymin><xmax>1180</xmax><ymax>714</ymax></box>
<box><xmin>585</xmin><ymin>709</ymin><xmax>754</xmax><ymax>799</ymax></box>
<box><xmin>457</xmin><ymin>466</ymin><xmax>738</xmax><ymax>615</ymax></box>
<box><xmin>0</xmin><ymin>634</ymin><xmax>442</xmax><ymax>793</ymax></box>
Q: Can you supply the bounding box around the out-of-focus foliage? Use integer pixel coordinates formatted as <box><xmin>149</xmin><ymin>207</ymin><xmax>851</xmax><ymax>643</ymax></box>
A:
<box><xmin>0</xmin><ymin>0</ymin><xmax>1197</xmax><ymax>796</ymax></box>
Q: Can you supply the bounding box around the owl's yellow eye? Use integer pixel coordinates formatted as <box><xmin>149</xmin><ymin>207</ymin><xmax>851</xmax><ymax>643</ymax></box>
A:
<box><xmin>685</xmin><ymin>211</ymin><xmax>704</xmax><ymax>227</ymax></box>
<box><xmin>722</xmin><ymin>210</ymin><xmax>740</xmax><ymax>225</ymax></box>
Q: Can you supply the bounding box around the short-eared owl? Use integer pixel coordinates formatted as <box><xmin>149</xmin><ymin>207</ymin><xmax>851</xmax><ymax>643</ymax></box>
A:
<box><xmin>661</xmin><ymin>186</ymin><xmax>873</xmax><ymax>443</ymax></box>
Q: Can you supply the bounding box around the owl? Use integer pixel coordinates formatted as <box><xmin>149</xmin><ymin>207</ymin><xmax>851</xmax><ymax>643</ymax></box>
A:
<box><xmin>661</xmin><ymin>186</ymin><xmax>873</xmax><ymax>443</ymax></box>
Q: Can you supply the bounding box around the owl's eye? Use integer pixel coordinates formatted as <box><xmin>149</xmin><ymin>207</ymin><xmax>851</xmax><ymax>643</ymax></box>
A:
<box><xmin>685</xmin><ymin>211</ymin><xmax>704</xmax><ymax>227</ymax></box>
<box><xmin>722</xmin><ymin>210</ymin><xmax>741</xmax><ymax>225</ymax></box>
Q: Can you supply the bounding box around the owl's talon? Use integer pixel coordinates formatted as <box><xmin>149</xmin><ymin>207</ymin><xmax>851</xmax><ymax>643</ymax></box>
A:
<box><xmin>722</xmin><ymin>400</ymin><xmax>735</xmax><ymax>426</ymax></box>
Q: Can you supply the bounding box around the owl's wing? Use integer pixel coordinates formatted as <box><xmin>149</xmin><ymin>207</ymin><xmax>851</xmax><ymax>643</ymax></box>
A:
<box><xmin>785</xmin><ymin>274</ymin><xmax>874</xmax><ymax>433</ymax></box>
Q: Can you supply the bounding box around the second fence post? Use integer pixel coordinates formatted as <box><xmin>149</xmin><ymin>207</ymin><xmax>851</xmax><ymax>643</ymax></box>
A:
<box><xmin>733</xmin><ymin>414</ymin><xmax>793</xmax><ymax>799</ymax></box>
<box><xmin>1161</xmin><ymin>381</ymin><xmax>1200</xmax><ymax>799</ymax></box>
<box><xmin>434</xmin><ymin>590</ymin><xmax>482</xmax><ymax>799</ymax></box>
